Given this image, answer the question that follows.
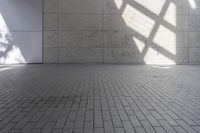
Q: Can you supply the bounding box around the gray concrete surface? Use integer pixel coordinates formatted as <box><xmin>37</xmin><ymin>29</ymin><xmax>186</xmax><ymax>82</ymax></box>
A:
<box><xmin>43</xmin><ymin>0</ymin><xmax>200</xmax><ymax>64</ymax></box>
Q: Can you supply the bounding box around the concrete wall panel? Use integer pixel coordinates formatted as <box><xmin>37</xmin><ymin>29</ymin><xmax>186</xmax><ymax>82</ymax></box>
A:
<box><xmin>43</xmin><ymin>0</ymin><xmax>200</xmax><ymax>64</ymax></box>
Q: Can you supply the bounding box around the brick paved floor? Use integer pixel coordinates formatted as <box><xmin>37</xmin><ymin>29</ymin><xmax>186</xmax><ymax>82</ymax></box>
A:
<box><xmin>0</xmin><ymin>64</ymin><xmax>200</xmax><ymax>133</ymax></box>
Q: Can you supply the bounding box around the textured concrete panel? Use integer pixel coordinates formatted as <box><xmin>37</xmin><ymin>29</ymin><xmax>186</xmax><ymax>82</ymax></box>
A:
<box><xmin>172</xmin><ymin>0</ymin><xmax>189</xmax><ymax>15</ymax></box>
<box><xmin>104</xmin><ymin>15</ymin><xmax>129</xmax><ymax>30</ymax></box>
<box><xmin>189</xmin><ymin>32</ymin><xmax>200</xmax><ymax>47</ymax></box>
<box><xmin>176</xmin><ymin>32</ymin><xmax>189</xmax><ymax>47</ymax></box>
<box><xmin>59</xmin><ymin>31</ymin><xmax>103</xmax><ymax>48</ymax></box>
<box><xmin>104</xmin><ymin>0</ymin><xmax>127</xmax><ymax>14</ymax></box>
<box><xmin>173</xmin><ymin>48</ymin><xmax>189</xmax><ymax>64</ymax></box>
<box><xmin>104</xmin><ymin>30</ymin><xmax>148</xmax><ymax>48</ymax></box>
<box><xmin>104</xmin><ymin>48</ymin><xmax>143</xmax><ymax>63</ymax></box>
<box><xmin>189</xmin><ymin>15</ymin><xmax>200</xmax><ymax>31</ymax></box>
<box><xmin>143</xmin><ymin>47</ymin><xmax>188</xmax><ymax>65</ymax></box>
<box><xmin>59</xmin><ymin>48</ymin><xmax>103</xmax><ymax>63</ymax></box>
<box><xmin>44</xmin><ymin>31</ymin><xmax>58</xmax><ymax>47</ymax></box>
<box><xmin>152</xmin><ymin>30</ymin><xmax>188</xmax><ymax>54</ymax></box>
<box><xmin>189</xmin><ymin>0</ymin><xmax>200</xmax><ymax>15</ymax></box>
<box><xmin>59</xmin><ymin>0</ymin><xmax>103</xmax><ymax>13</ymax></box>
<box><xmin>189</xmin><ymin>48</ymin><xmax>200</xmax><ymax>64</ymax></box>
<box><xmin>42</xmin><ymin>0</ymin><xmax>200</xmax><ymax>64</ymax></box>
<box><xmin>59</xmin><ymin>14</ymin><xmax>103</xmax><ymax>30</ymax></box>
<box><xmin>104</xmin><ymin>14</ymin><xmax>156</xmax><ymax>38</ymax></box>
<box><xmin>44</xmin><ymin>0</ymin><xmax>58</xmax><ymax>13</ymax></box>
<box><xmin>44</xmin><ymin>14</ymin><xmax>58</xmax><ymax>31</ymax></box>
<box><xmin>43</xmin><ymin>47</ymin><xmax>58</xmax><ymax>63</ymax></box>
<box><xmin>161</xmin><ymin>15</ymin><xmax>188</xmax><ymax>32</ymax></box>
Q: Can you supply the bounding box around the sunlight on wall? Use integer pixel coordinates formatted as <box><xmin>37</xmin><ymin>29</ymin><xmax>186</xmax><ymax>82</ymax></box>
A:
<box><xmin>120</xmin><ymin>0</ymin><xmax>177</xmax><ymax>65</ymax></box>
<box><xmin>122</xmin><ymin>4</ymin><xmax>155</xmax><ymax>38</ymax></box>
<box><xmin>0</xmin><ymin>14</ymin><xmax>25</xmax><ymax>64</ymax></box>
<box><xmin>134</xmin><ymin>0</ymin><xmax>166</xmax><ymax>15</ymax></box>
<box><xmin>133</xmin><ymin>37</ymin><xmax>145</xmax><ymax>53</ymax></box>
<box><xmin>0</xmin><ymin>45</ymin><xmax>26</xmax><ymax>64</ymax></box>
<box><xmin>0</xmin><ymin>14</ymin><xmax>9</xmax><ymax>32</ymax></box>
<box><xmin>188</xmin><ymin>0</ymin><xmax>196</xmax><ymax>9</ymax></box>
<box><xmin>148</xmin><ymin>0</ymin><xmax>166</xmax><ymax>15</ymax></box>
<box><xmin>134</xmin><ymin>0</ymin><xmax>149</xmax><ymax>10</ymax></box>
<box><xmin>0</xmin><ymin>13</ymin><xmax>10</xmax><ymax>45</ymax></box>
<box><xmin>114</xmin><ymin>0</ymin><xmax>123</xmax><ymax>9</ymax></box>
<box><xmin>164</xmin><ymin>2</ymin><xmax>176</xmax><ymax>26</ymax></box>
<box><xmin>144</xmin><ymin>47</ymin><xmax>176</xmax><ymax>65</ymax></box>
<box><xmin>153</xmin><ymin>25</ymin><xmax>176</xmax><ymax>55</ymax></box>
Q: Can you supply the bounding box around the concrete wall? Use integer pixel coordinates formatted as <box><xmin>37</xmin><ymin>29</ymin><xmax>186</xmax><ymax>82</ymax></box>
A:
<box><xmin>0</xmin><ymin>0</ymin><xmax>42</xmax><ymax>64</ymax></box>
<box><xmin>42</xmin><ymin>0</ymin><xmax>200</xmax><ymax>64</ymax></box>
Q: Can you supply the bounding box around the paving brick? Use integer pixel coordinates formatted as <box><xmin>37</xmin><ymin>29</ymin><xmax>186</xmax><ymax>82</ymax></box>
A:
<box><xmin>0</xmin><ymin>65</ymin><xmax>200</xmax><ymax>133</ymax></box>
<box><xmin>129</xmin><ymin>116</ymin><xmax>141</xmax><ymax>127</ymax></box>
<box><xmin>85</xmin><ymin>110</ymin><xmax>93</xmax><ymax>121</ymax></box>
<box><xmin>52</xmin><ymin>129</ymin><xmax>63</xmax><ymax>133</ymax></box>
<box><xmin>73</xmin><ymin>128</ymin><xmax>84</xmax><ymax>133</ymax></box>
<box><xmin>74</xmin><ymin>116</ymin><xmax>85</xmax><ymax>128</ymax></box>
<box><xmin>9</xmin><ymin>130</ymin><xmax>20</xmax><ymax>133</ymax></box>
<box><xmin>134</xmin><ymin>110</ymin><xmax>146</xmax><ymax>120</ymax></box>
<box><xmin>150</xmin><ymin>111</ymin><xmax>164</xmax><ymax>120</ymax></box>
<box><xmin>174</xmin><ymin>126</ymin><xmax>187</xmax><ymax>133</ymax></box>
<box><xmin>124</xmin><ymin>106</ymin><xmax>135</xmax><ymax>116</ymax></box>
<box><xmin>30</xmin><ymin>129</ymin><xmax>42</xmax><ymax>133</ymax></box>
<box><xmin>104</xmin><ymin>121</ymin><xmax>114</xmax><ymax>133</ymax></box>
<box><xmin>84</xmin><ymin>121</ymin><xmax>93</xmax><ymax>133</ymax></box>
<box><xmin>146</xmin><ymin>115</ymin><xmax>160</xmax><ymax>127</ymax></box>
<box><xmin>35</xmin><ymin>117</ymin><xmax>49</xmax><ymax>129</ymax></box>
<box><xmin>154</xmin><ymin>127</ymin><xmax>167</xmax><ymax>133</ymax></box>
<box><xmin>111</xmin><ymin>115</ymin><xmax>123</xmax><ymax>127</ymax></box>
<box><xmin>41</xmin><ymin>122</ymin><xmax>55</xmax><ymax>133</ymax></box>
<box><xmin>94</xmin><ymin>115</ymin><xmax>103</xmax><ymax>128</ymax></box>
<box><xmin>193</xmin><ymin>126</ymin><xmax>200</xmax><ymax>132</ymax></box>
<box><xmin>159</xmin><ymin>120</ymin><xmax>177</xmax><ymax>133</ymax></box>
<box><xmin>176</xmin><ymin>120</ymin><xmax>198</xmax><ymax>133</ymax></box>
<box><xmin>141</xmin><ymin>120</ymin><xmax>156</xmax><ymax>133</ymax></box>
<box><xmin>21</xmin><ymin>122</ymin><xmax>36</xmax><ymax>133</ymax></box>
<box><xmin>0</xmin><ymin>123</ymin><xmax>16</xmax><ymax>133</ymax></box>
<box><xmin>102</xmin><ymin>110</ymin><xmax>111</xmax><ymax>121</ymax></box>
<box><xmin>119</xmin><ymin>110</ymin><xmax>129</xmax><ymax>121</ymax></box>
<box><xmin>122</xmin><ymin>121</ymin><xmax>135</xmax><ymax>133</ymax></box>
<box><xmin>14</xmin><ymin>117</ymin><xmax>30</xmax><ymax>129</ymax></box>
<box><xmin>135</xmin><ymin>127</ymin><xmax>146</xmax><ymax>133</ymax></box>
<box><xmin>114</xmin><ymin>128</ymin><xmax>125</xmax><ymax>133</ymax></box>
<box><xmin>94</xmin><ymin>128</ymin><xmax>104</xmax><ymax>133</ymax></box>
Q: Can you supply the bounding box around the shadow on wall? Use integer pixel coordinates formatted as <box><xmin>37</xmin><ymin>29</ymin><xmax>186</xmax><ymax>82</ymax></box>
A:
<box><xmin>0</xmin><ymin>0</ymin><xmax>42</xmax><ymax>64</ymax></box>
<box><xmin>106</xmin><ymin>0</ymin><xmax>197</xmax><ymax>65</ymax></box>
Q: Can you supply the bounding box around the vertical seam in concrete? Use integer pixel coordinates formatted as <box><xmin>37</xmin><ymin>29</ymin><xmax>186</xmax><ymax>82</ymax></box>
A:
<box><xmin>188</xmin><ymin>31</ymin><xmax>190</xmax><ymax>64</ymax></box>
<box><xmin>188</xmin><ymin>6</ymin><xmax>190</xmax><ymax>64</ymax></box>
<box><xmin>42</xmin><ymin>0</ymin><xmax>44</xmax><ymax>64</ymax></box>
<box><xmin>57</xmin><ymin>0</ymin><xmax>59</xmax><ymax>64</ymax></box>
<box><xmin>102</xmin><ymin>0</ymin><xmax>105</xmax><ymax>64</ymax></box>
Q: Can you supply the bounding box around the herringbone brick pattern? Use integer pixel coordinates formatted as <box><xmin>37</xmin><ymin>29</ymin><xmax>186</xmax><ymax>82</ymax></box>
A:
<box><xmin>0</xmin><ymin>65</ymin><xmax>200</xmax><ymax>133</ymax></box>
